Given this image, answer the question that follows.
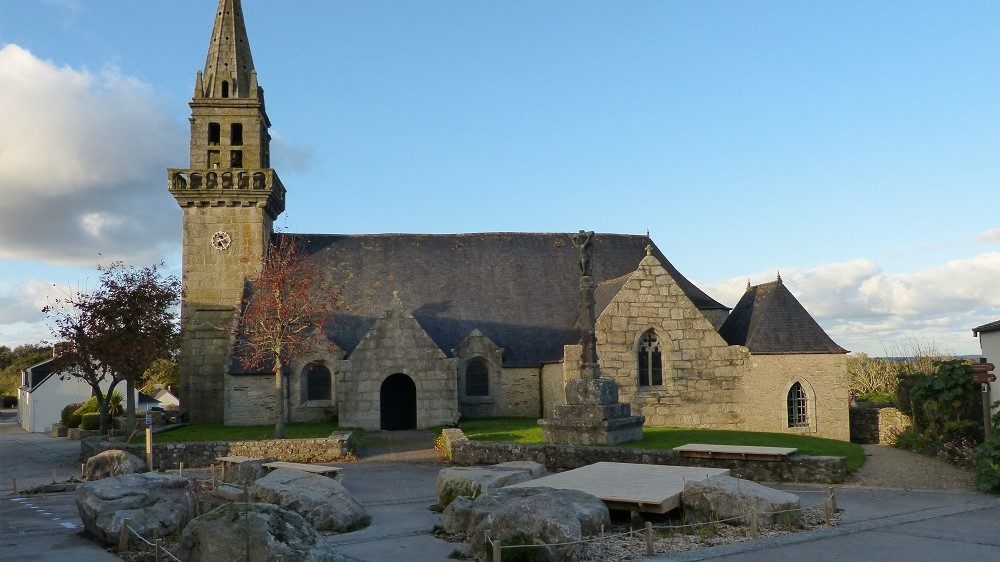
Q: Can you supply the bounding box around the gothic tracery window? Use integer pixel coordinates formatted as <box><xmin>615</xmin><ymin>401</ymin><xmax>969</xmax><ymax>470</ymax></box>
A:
<box><xmin>787</xmin><ymin>382</ymin><xmax>808</xmax><ymax>427</ymax></box>
<box><xmin>637</xmin><ymin>330</ymin><xmax>663</xmax><ymax>387</ymax></box>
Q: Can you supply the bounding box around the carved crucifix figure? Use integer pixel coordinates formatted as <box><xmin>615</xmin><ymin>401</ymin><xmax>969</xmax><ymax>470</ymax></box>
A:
<box><xmin>572</xmin><ymin>230</ymin><xmax>594</xmax><ymax>277</ymax></box>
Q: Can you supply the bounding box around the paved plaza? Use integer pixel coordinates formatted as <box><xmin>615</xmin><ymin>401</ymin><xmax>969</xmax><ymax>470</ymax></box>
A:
<box><xmin>2</xmin><ymin>410</ymin><xmax>999</xmax><ymax>561</ymax></box>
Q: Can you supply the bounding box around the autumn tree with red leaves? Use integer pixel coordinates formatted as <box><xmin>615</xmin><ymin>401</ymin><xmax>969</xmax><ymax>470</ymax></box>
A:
<box><xmin>234</xmin><ymin>237</ymin><xmax>337</xmax><ymax>438</ymax></box>
<box><xmin>45</xmin><ymin>262</ymin><xmax>180</xmax><ymax>433</ymax></box>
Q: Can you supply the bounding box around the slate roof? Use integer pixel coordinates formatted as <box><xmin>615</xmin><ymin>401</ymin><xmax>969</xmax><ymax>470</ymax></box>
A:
<box><xmin>233</xmin><ymin>232</ymin><xmax>727</xmax><ymax>372</ymax></box>
<box><xmin>718</xmin><ymin>279</ymin><xmax>846</xmax><ymax>354</ymax></box>
<box><xmin>973</xmin><ymin>320</ymin><xmax>1000</xmax><ymax>336</ymax></box>
<box><xmin>22</xmin><ymin>358</ymin><xmax>59</xmax><ymax>391</ymax></box>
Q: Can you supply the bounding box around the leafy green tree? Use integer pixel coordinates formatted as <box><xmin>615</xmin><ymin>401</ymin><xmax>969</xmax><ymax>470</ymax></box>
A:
<box><xmin>141</xmin><ymin>358</ymin><xmax>180</xmax><ymax>394</ymax></box>
<box><xmin>45</xmin><ymin>263</ymin><xmax>180</xmax><ymax>432</ymax></box>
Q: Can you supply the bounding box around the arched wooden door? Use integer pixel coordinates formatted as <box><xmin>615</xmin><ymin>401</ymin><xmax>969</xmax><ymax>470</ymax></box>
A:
<box><xmin>380</xmin><ymin>373</ymin><xmax>417</xmax><ymax>430</ymax></box>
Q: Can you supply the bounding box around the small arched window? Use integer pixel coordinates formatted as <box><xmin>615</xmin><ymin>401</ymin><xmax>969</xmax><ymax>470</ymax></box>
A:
<box><xmin>637</xmin><ymin>330</ymin><xmax>662</xmax><ymax>387</ymax></box>
<box><xmin>787</xmin><ymin>382</ymin><xmax>808</xmax><ymax>427</ymax></box>
<box><xmin>221</xmin><ymin>81</ymin><xmax>230</xmax><ymax>98</ymax></box>
<box><xmin>304</xmin><ymin>363</ymin><xmax>331</xmax><ymax>402</ymax></box>
<box><xmin>465</xmin><ymin>358</ymin><xmax>489</xmax><ymax>397</ymax></box>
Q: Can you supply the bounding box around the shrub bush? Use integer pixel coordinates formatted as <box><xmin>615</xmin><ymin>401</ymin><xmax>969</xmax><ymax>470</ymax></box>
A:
<box><xmin>73</xmin><ymin>391</ymin><xmax>124</xmax><ymax>418</ymax></box>
<box><xmin>855</xmin><ymin>390</ymin><xmax>895</xmax><ymax>406</ymax></box>
<box><xmin>62</xmin><ymin>402</ymin><xmax>83</xmax><ymax>428</ymax></box>
<box><xmin>974</xmin><ymin>437</ymin><xmax>1000</xmax><ymax>492</ymax></box>
<box><xmin>893</xmin><ymin>425</ymin><xmax>930</xmax><ymax>453</ymax></box>
<box><xmin>80</xmin><ymin>412</ymin><xmax>101</xmax><ymax>431</ymax></box>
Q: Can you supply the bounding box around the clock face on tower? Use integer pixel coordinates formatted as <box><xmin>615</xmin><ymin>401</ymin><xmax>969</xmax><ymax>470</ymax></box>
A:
<box><xmin>211</xmin><ymin>231</ymin><xmax>232</xmax><ymax>251</ymax></box>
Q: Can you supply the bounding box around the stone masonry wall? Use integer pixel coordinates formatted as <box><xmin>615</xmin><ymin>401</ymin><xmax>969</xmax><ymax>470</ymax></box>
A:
<box><xmin>338</xmin><ymin>301</ymin><xmax>459</xmax><ymax>430</ymax></box>
<box><xmin>540</xmin><ymin>362</ymin><xmax>566</xmax><ymax>419</ymax></box>
<box><xmin>742</xmin><ymin>354</ymin><xmax>850</xmax><ymax>441</ymax></box>
<box><xmin>225</xmin><ymin>374</ymin><xmax>276</xmax><ymax>426</ymax></box>
<box><xmin>81</xmin><ymin>432</ymin><xmax>354</xmax><ymax>469</ymax></box>
<box><xmin>440</xmin><ymin>429</ymin><xmax>846</xmax><ymax>484</ymax></box>
<box><xmin>595</xmin><ymin>254</ymin><xmax>749</xmax><ymax>429</ymax></box>
<box><xmin>497</xmin><ymin>367</ymin><xmax>541</xmax><ymax>418</ymax></box>
<box><xmin>850</xmin><ymin>404</ymin><xmax>911</xmax><ymax>444</ymax></box>
<box><xmin>180</xmin><ymin>205</ymin><xmax>272</xmax><ymax>424</ymax></box>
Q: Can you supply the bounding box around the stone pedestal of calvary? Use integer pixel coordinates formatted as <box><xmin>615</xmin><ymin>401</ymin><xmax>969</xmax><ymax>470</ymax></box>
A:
<box><xmin>539</xmin><ymin>231</ymin><xmax>645</xmax><ymax>445</ymax></box>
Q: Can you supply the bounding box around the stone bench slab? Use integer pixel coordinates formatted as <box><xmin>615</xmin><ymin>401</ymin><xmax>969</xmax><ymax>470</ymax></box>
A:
<box><xmin>673</xmin><ymin>443</ymin><xmax>797</xmax><ymax>461</ymax></box>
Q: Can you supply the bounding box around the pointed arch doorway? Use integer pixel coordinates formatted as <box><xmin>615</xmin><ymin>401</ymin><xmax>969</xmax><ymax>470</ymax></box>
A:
<box><xmin>380</xmin><ymin>373</ymin><xmax>417</xmax><ymax>430</ymax></box>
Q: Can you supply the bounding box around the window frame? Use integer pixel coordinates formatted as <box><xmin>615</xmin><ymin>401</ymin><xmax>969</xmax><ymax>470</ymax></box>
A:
<box><xmin>464</xmin><ymin>357</ymin><xmax>490</xmax><ymax>397</ymax></box>
<box><xmin>637</xmin><ymin>329</ymin><xmax>663</xmax><ymax>388</ymax></box>
<box><xmin>303</xmin><ymin>362</ymin><xmax>332</xmax><ymax>403</ymax></box>
<box><xmin>787</xmin><ymin>382</ymin><xmax>809</xmax><ymax>428</ymax></box>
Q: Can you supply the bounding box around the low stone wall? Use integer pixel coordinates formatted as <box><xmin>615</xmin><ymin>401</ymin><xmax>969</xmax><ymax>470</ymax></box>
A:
<box><xmin>849</xmin><ymin>404</ymin><xmax>911</xmax><ymax>444</ymax></box>
<box><xmin>440</xmin><ymin>429</ymin><xmax>846</xmax><ymax>484</ymax></box>
<box><xmin>81</xmin><ymin>432</ymin><xmax>354</xmax><ymax>469</ymax></box>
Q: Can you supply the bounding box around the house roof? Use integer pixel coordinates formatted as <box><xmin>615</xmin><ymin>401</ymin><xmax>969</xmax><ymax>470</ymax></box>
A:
<box><xmin>718</xmin><ymin>279</ymin><xmax>847</xmax><ymax>354</ymax></box>
<box><xmin>22</xmin><ymin>358</ymin><xmax>59</xmax><ymax>391</ymax></box>
<box><xmin>232</xmin><ymin>232</ymin><xmax>728</xmax><ymax>372</ymax></box>
<box><xmin>973</xmin><ymin>320</ymin><xmax>1000</xmax><ymax>336</ymax></box>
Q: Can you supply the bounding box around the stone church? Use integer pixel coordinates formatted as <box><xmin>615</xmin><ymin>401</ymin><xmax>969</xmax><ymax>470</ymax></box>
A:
<box><xmin>169</xmin><ymin>0</ymin><xmax>850</xmax><ymax>440</ymax></box>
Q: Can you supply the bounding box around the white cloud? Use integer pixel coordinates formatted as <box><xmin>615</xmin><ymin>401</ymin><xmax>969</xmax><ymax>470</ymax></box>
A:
<box><xmin>0</xmin><ymin>44</ymin><xmax>184</xmax><ymax>265</ymax></box>
<box><xmin>0</xmin><ymin>280</ymin><xmax>58</xmax><ymax>325</ymax></box>
<box><xmin>973</xmin><ymin>228</ymin><xmax>1000</xmax><ymax>245</ymax></box>
<box><xmin>703</xmin><ymin>252</ymin><xmax>1000</xmax><ymax>355</ymax></box>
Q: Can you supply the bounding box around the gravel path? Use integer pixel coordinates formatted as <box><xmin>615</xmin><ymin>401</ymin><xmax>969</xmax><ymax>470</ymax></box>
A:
<box><xmin>852</xmin><ymin>444</ymin><xmax>976</xmax><ymax>491</ymax></box>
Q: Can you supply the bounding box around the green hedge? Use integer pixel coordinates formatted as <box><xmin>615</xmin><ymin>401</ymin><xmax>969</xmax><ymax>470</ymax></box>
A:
<box><xmin>80</xmin><ymin>412</ymin><xmax>101</xmax><ymax>431</ymax></box>
<box><xmin>62</xmin><ymin>402</ymin><xmax>83</xmax><ymax>428</ymax></box>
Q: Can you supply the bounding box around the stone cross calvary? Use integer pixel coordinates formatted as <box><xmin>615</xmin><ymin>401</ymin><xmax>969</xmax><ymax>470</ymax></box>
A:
<box><xmin>572</xmin><ymin>230</ymin><xmax>600</xmax><ymax>380</ymax></box>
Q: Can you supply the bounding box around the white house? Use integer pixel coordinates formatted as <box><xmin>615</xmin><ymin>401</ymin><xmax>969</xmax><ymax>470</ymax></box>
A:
<box><xmin>974</xmin><ymin>320</ymin><xmax>1000</xmax><ymax>413</ymax></box>
<box><xmin>152</xmin><ymin>387</ymin><xmax>180</xmax><ymax>409</ymax></box>
<box><xmin>17</xmin><ymin>357</ymin><xmax>141</xmax><ymax>434</ymax></box>
<box><xmin>18</xmin><ymin>357</ymin><xmax>101</xmax><ymax>433</ymax></box>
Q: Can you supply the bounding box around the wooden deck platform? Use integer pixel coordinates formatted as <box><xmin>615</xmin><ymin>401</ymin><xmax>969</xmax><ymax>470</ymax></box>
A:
<box><xmin>506</xmin><ymin>462</ymin><xmax>729</xmax><ymax>514</ymax></box>
<box><xmin>672</xmin><ymin>443</ymin><xmax>797</xmax><ymax>462</ymax></box>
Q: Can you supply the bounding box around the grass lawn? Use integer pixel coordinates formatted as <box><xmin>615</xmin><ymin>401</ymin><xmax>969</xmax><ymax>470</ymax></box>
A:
<box><xmin>150</xmin><ymin>422</ymin><xmax>346</xmax><ymax>443</ymax></box>
<box><xmin>457</xmin><ymin>417</ymin><xmax>865</xmax><ymax>471</ymax></box>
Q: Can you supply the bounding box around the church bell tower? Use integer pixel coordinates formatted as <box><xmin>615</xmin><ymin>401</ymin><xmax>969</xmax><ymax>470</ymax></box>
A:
<box><xmin>168</xmin><ymin>0</ymin><xmax>284</xmax><ymax>423</ymax></box>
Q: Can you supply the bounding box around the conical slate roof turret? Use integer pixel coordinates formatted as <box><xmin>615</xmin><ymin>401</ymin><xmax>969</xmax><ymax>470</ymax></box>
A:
<box><xmin>719</xmin><ymin>279</ymin><xmax>847</xmax><ymax>354</ymax></box>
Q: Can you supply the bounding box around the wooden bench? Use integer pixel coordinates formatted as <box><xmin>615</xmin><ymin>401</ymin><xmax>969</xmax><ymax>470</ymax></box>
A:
<box><xmin>215</xmin><ymin>456</ymin><xmax>260</xmax><ymax>480</ymax></box>
<box><xmin>262</xmin><ymin>461</ymin><xmax>343</xmax><ymax>481</ymax></box>
<box><xmin>672</xmin><ymin>443</ymin><xmax>797</xmax><ymax>462</ymax></box>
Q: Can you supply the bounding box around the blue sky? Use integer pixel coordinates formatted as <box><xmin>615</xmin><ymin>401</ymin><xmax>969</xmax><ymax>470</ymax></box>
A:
<box><xmin>0</xmin><ymin>0</ymin><xmax>998</xmax><ymax>354</ymax></box>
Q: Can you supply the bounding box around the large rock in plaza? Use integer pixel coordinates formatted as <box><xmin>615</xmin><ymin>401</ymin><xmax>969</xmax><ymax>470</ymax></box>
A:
<box><xmin>436</xmin><ymin>461</ymin><xmax>548</xmax><ymax>507</ymax></box>
<box><xmin>178</xmin><ymin>503</ymin><xmax>344</xmax><ymax>562</ymax></box>
<box><xmin>76</xmin><ymin>472</ymin><xmax>195</xmax><ymax>544</ymax></box>
<box><xmin>222</xmin><ymin>457</ymin><xmax>277</xmax><ymax>488</ymax></box>
<box><xmin>249</xmin><ymin>468</ymin><xmax>367</xmax><ymax>533</ymax></box>
<box><xmin>443</xmin><ymin>487</ymin><xmax>609</xmax><ymax>561</ymax></box>
<box><xmin>84</xmin><ymin>449</ymin><xmax>146</xmax><ymax>481</ymax></box>
<box><xmin>681</xmin><ymin>474</ymin><xmax>801</xmax><ymax>525</ymax></box>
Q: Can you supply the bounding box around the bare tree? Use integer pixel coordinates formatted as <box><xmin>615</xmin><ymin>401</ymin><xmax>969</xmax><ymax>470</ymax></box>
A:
<box><xmin>233</xmin><ymin>236</ymin><xmax>338</xmax><ymax>438</ymax></box>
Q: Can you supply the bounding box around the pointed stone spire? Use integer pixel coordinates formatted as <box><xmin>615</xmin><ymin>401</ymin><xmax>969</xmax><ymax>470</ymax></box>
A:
<box><xmin>777</xmin><ymin>271</ymin><xmax>783</xmax><ymax>283</ymax></box>
<box><xmin>746</xmin><ymin>278</ymin><xmax>751</xmax><ymax>291</ymax></box>
<box><xmin>201</xmin><ymin>0</ymin><xmax>256</xmax><ymax>99</ymax></box>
